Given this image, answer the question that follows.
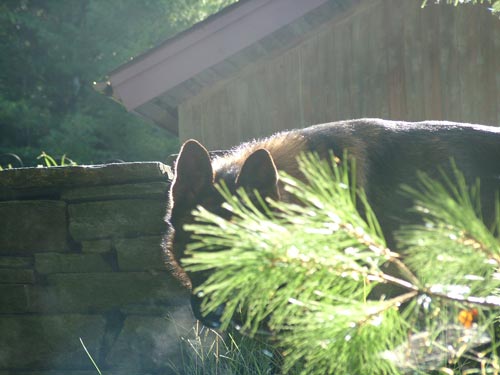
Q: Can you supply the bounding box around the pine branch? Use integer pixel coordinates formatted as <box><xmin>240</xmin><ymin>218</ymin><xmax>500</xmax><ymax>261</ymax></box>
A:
<box><xmin>421</xmin><ymin>0</ymin><xmax>499</xmax><ymax>10</ymax></box>
<box><xmin>184</xmin><ymin>154</ymin><xmax>395</xmax><ymax>332</ymax></box>
<box><xmin>279</xmin><ymin>295</ymin><xmax>411</xmax><ymax>375</ymax></box>
<box><xmin>396</xmin><ymin>162</ymin><xmax>500</xmax><ymax>298</ymax></box>
<box><xmin>184</xmin><ymin>153</ymin><xmax>500</xmax><ymax>374</ymax></box>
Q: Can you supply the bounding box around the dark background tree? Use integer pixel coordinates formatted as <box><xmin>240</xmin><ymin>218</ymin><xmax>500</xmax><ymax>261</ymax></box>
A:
<box><xmin>0</xmin><ymin>0</ymin><xmax>235</xmax><ymax>166</ymax></box>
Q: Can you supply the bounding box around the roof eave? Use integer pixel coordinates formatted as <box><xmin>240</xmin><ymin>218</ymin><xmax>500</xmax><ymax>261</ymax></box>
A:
<box><xmin>108</xmin><ymin>0</ymin><xmax>331</xmax><ymax>112</ymax></box>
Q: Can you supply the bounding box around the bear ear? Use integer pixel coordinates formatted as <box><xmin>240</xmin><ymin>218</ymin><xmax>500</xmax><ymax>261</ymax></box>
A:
<box><xmin>236</xmin><ymin>149</ymin><xmax>279</xmax><ymax>200</ymax></box>
<box><xmin>171</xmin><ymin>140</ymin><xmax>213</xmax><ymax>204</ymax></box>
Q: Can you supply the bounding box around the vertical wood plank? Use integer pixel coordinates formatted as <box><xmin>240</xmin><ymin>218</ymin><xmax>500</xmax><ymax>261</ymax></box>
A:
<box><xmin>339</xmin><ymin>21</ymin><xmax>353</xmax><ymax>119</ymax></box>
<box><xmin>358</xmin><ymin>0</ymin><xmax>382</xmax><ymax>118</ymax></box>
<box><xmin>402</xmin><ymin>0</ymin><xmax>424</xmax><ymax>121</ymax></box>
<box><xmin>438</xmin><ymin>4</ymin><xmax>457</xmax><ymax>121</ymax></box>
<box><xmin>495</xmin><ymin>15</ymin><xmax>500</xmax><ymax>125</ymax></box>
<box><xmin>349</xmin><ymin>11</ymin><xmax>362</xmax><ymax>118</ymax></box>
<box><xmin>478</xmin><ymin>6</ymin><xmax>499</xmax><ymax>125</ymax></box>
<box><xmin>384</xmin><ymin>0</ymin><xmax>407</xmax><ymax>119</ymax></box>
<box><xmin>333</xmin><ymin>19</ymin><xmax>347</xmax><ymax>120</ymax></box>
<box><xmin>371</xmin><ymin>0</ymin><xmax>389</xmax><ymax>119</ymax></box>
<box><xmin>323</xmin><ymin>21</ymin><xmax>339</xmax><ymax>122</ymax></box>
<box><xmin>420</xmin><ymin>2</ymin><xmax>442</xmax><ymax>120</ymax></box>
<box><xmin>456</xmin><ymin>5</ymin><xmax>478</xmax><ymax>123</ymax></box>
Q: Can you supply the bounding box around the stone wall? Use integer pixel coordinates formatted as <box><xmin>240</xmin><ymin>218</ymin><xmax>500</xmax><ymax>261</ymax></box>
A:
<box><xmin>0</xmin><ymin>163</ymin><xmax>194</xmax><ymax>375</ymax></box>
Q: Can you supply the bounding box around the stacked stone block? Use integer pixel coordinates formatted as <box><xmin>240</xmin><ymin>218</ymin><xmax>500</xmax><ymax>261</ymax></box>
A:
<box><xmin>0</xmin><ymin>163</ymin><xmax>193</xmax><ymax>375</ymax></box>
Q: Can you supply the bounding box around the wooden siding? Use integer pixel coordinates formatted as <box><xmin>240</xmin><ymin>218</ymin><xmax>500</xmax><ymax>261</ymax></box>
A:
<box><xmin>179</xmin><ymin>0</ymin><xmax>500</xmax><ymax>150</ymax></box>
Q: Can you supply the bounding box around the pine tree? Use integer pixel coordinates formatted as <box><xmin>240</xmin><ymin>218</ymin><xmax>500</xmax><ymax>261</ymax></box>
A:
<box><xmin>422</xmin><ymin>0</ymin><xmax>500</xmax><ymax>15</ymax></box>
<box><xmin>183</xmin><ymin>153</ymin><xmax>500</xmax><ymax>374</ymax></box>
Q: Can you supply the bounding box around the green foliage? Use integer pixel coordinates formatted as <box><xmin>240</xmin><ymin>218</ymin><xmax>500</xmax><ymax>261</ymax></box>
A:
<box><xmin>184</xmin><ymin>154</ymin><xmax>393</xmax><ymax>332</ymax></box>
<box><xmin>279</xmin><ymin>298</ymin><xmax>406</xmax><ymax>375</ymax></box>
<box><xmin>37</xmin><ymin>151</ymin><xmax>76</xmax><ymax>167</ymax></box>
<box><xmin>0</xmin><ymin>0</ymin><xmax>236</xmax><ymax>166</ymax></box>
<box><xmin>169</xmin><ymin>322</ymin><xmax>278</xmax><ymax>375</ymax></box>
<box><xmin>0</xmin><ymin>151</ymin><xmax>75</xmax><ymax>170</ymax></box>
<box><xmin>397</xmin><ymin>164</ymin><xmax>500</xmax><ymax>297</ymax></box>
<box><xmin>184</xmin><ymin>153</ymin><xmax>500</xmax><ymax>374</ymax></box>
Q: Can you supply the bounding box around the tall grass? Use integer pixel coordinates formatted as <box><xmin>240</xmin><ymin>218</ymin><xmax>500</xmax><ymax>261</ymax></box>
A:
<box><xmin>168</xmin><ymin>321</ymin><xmax>282</xmax><ymax>375</ymax></box>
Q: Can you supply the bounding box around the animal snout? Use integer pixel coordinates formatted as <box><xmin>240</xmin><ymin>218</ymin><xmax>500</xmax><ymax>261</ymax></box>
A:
<box><xmin>190</xmin><ymin>292</ymin><xmax>225</xmax><ymax>329</ymax></box>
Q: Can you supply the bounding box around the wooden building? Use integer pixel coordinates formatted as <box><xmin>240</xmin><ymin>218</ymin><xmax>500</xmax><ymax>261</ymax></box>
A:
<box><xmin>106</xmin><ymin>0</ymin><xmax>500</xmax><ymax>150</ymax></box>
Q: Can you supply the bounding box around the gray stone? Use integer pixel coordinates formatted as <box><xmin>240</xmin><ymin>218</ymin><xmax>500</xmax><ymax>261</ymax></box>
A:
<box><xmin>0</xmin><ymin>314</ymin><xmax>105</xmax><ymax>369</ymax></box>
<box><xmin>34</xmin><ymin>253</ymin><xmax>112</xmax><ymax>274</ymax></box>
<box><xmin>0</xmin><ymin>284</ymin><xmax>31</xmax><ymax>313</ymax></box>
<box><xmin>0</xmin><ymin>269</ymin><xmax>35</xmax><ymax>283</ymax></box>
<box><xmin>81</xmin><ymin>239</ymin><xmax>111</xmax><ymax>253</ymax></box>
<box><xmin>0</xmin><ymin>162</ymin><xmax>172</xmax><ymax>201</ymax></box>
<box><xmin>32</xmin><ymin>272</ymin><xmax>184</xmax><ymax>313</ymax></box>
<box><xmin>105</xmin><ymin>314</ymin><xmax>192</xmax><ymax>371</ymax></box>
<box><xmin>0</xmin><ymin>256</ymin><xmax>33</xmax><ymax>268</ymax></box>
<box><xmin>0</xmin><ymin>201</ymin><xmax>67</xmax><ymax>253</ymax></box>
<box><xmin>0</xmin><ymin>372</ymin><xmax>100</xmax><ymax>375</ymax></box>
<box><xmin>69</xmin><ymin>199</ymin><xmax>167</xmax><ymax>241</ymax></box>
<box><xmin>0</xmin><ymin>372</ymin><xmax>150</xmax><ymax>375</ymax></box>
<box><xmin>115</xmin><ymin>236</ymin><xmax>166</xmax><ymax>271</ymax></box>
<box><xmin>62</xmin><ymin>182</ymin><xmax>169</xmax><ymax>202</ymax></box>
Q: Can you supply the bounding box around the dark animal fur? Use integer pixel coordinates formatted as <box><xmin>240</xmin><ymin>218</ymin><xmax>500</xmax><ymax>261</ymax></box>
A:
<box><xmin>164</xmin><ymin>118</ymin><xmax>500</xmax><ymax>323</ymax></box>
